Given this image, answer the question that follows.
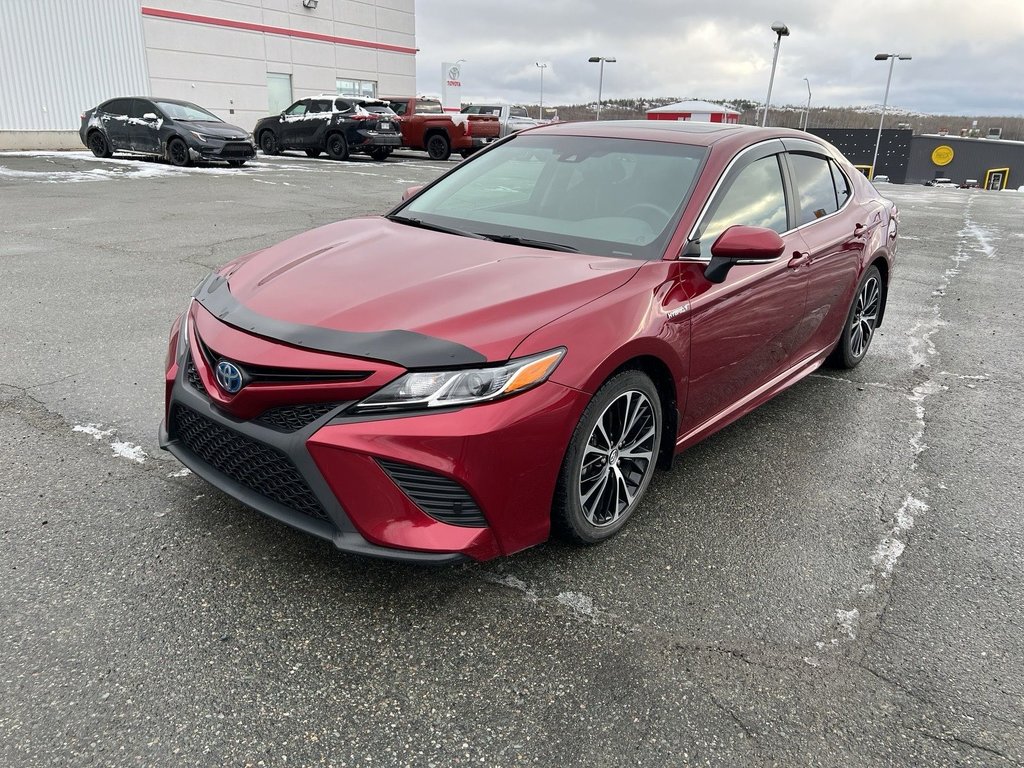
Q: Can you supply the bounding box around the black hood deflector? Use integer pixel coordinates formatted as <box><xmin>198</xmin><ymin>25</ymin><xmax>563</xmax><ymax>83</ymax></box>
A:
<box><xmin>193</xmin><ymin>273</ymin><xmax>487</xmax><ymax>369</ymax></box>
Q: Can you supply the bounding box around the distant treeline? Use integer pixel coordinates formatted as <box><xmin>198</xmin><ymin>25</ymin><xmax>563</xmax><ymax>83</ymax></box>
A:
<box><xmin>535</xmin><ymin>98</ymin><xmax>1024</xmax><ymax>141</ymax></box>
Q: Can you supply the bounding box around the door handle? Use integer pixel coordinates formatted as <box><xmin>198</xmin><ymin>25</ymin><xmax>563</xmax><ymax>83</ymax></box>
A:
<box><xmin>788</xmin><ymin>250</ymin><xmax>810</xmax><ymax>269</ymax></box>
<box><xmin>854</xmin><ymin>223</ymin><xmax>868</xmax><ymax>237</ymax></box>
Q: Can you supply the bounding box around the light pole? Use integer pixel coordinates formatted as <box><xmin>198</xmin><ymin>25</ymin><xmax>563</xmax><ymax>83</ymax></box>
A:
<box><xmin>535</xmin><ymin>62</ymin><xmax>547</xmax><ymax>120</ymax></box>
<box><xmin>587</xmin><ymin>56</ymin><xmax>616</xmax><ymax>120</ymax></box>
<box><xmin>801</xmin><ymin>77</ymin><xmax>812</xmax><ymax>130</ymax></box>
<box><xmin>762</xmin><ymin>22</ymin><xmax>789</xmax><ymax>127</ymax></box>
<box><xmin>870</xmin><ymin>53</ymin><xmax>911</xmax><ymax>180</ymax></box>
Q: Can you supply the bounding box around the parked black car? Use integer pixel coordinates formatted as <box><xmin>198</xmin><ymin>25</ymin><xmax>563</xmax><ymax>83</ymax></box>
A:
<box><xmin>79</xmin><ymin>97</ymin><xmax>255</xmax><ymax>167</ymax></box>
<box><xmin>254</xmin><ymin>96</ymin><xmax>402</xmax><ymax>161</ymax></box>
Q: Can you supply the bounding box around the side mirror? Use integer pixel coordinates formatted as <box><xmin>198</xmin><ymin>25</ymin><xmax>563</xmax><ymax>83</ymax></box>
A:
<box><xmin>401</xmin><ymin>185</ymin><xmax>424</xmax><ymax>202</ymax></box>
<box><xmin>704</xmin><ymin>225</ymin><xmax>785</xmax><ymax>283</ymax></box>
<box><xmin>143</xmin><ymin>112</ymin><xmax>158</xmax><ymax>121</ymax></box>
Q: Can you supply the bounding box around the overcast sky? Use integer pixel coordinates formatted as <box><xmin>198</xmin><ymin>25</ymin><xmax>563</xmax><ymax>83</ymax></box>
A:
<box><xmin>414</xmin><ymin>0</ymin><xmax>1024</xmax><ymax>116</ymax></box>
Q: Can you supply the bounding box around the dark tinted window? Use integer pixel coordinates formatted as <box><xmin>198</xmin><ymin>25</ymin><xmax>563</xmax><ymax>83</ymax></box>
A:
<box><xmin>789</xmin><ymin>153</ymin><xmax>839</xmax><ymax>226</ymax></box>
<box><xmin>700</xmin><ymin>155</ymin><xmax>788</xmax><ymax>250</ymax></box>
<box><xmin>334</xmin><ymin>99</ymin><xmax>355</xmax><ymax>112</ymax></box>
<box><xmin>388</xmin><ymin>100</ymin><xmax>408</xmax><ymax>116</ymax></box>
<box><xmin>308</xmin><ymin>100</ymin><xmax>332</xmax><ymax>113</ymax></box>
<box><xmin>102</xmin><ymin>99</ymin><xmax>132</xmax><ymax>116</ymax></box>
<box><xmin>128</xmin><ymin>99</ymin><xmax>155</xmax><ymax>119</ymax></box>
<box><xmin>831</xmin><ymin>162</ymin><xmax>851</xmax><ymax>207</ymax></box>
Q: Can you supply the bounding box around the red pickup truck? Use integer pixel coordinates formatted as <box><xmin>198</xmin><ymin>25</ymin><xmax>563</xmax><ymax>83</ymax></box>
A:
<box><xmin>382</xmin><ymin>96</ymin><xmax>500</xmax><ymax>160</ymax></box>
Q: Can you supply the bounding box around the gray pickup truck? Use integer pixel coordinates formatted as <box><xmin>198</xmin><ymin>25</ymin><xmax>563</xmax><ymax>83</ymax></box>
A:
<box><xmin>460</xmin><ymin>104</ymin><xmax>541</xmax><ymax>138</ymax></box>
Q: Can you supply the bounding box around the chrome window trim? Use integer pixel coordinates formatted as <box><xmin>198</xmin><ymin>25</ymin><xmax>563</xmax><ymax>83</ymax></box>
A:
<box><xmin>682</xmin><ymin>139</ymin><xmax>791</xmax><ymax>263</ymax></box>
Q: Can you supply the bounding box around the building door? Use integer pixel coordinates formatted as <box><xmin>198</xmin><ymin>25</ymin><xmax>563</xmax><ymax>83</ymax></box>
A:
<box><xmin>985</xmin><ymin>168</ymin><xmax>1008</xmax><ymax>190</ymax></box>
<box><xmin>267</xmin><ymin>73</ymin><xmax>292</xmax><ymax>115</ymax></box>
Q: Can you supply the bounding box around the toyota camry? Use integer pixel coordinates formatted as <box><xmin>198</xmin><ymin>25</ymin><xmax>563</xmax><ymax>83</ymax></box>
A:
<box><xmin>160</xmin><ymin>121</ymin><xmax>898</xmax><ymax>563</ymax></box>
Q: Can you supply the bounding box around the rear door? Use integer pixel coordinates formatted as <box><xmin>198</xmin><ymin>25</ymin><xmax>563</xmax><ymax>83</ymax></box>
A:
<box><xmin>681</xmin><ymin>141</ymin><xmax>811</xmax><ymax>431</ymax></box>
<box><xmin>98</xmin><ymin>98</ymin><xmax>133</xmax><ymax>151</ymax></box>
<box><xmin>782</xmin><ymin>140</ymin><xmax>869</xmax><ymax>358</ymax></box>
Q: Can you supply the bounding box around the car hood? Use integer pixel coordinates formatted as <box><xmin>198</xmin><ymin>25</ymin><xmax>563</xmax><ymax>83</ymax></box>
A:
<box><xmin>209</xmin><ymin>217</ymin><xmax>643</xmax><ymax>365</ymax></box>
<box><xmin>178</xmin><ymin>120</ymin><xmax>249</xmax><ymax>140</ymax></box>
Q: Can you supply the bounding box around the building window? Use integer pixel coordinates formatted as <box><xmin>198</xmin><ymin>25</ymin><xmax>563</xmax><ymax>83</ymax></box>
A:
<box><xmin>267</xmin><ymin>73</ymin><xmax>293</xmax><ymax>114</ymax></box>
<box><xmin>337</xmin><ymin>78</ymin><xmax>377</xmax><ymax>98</ymax></box>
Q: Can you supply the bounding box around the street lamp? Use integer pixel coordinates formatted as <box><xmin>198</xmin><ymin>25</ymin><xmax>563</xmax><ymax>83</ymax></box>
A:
<box><xmin>870</xmin><ymin>53</ymin><xmax>911</xmax><ymax>180</ymax></box>
<box><xmin>587</xmin><ymin>56</ymin><xmax>616</xmax><ymax>120</ymax></box>
<box><xmin>801</xmin><ymin>77</ymin><xmax>812</xmax><ymax>131</ymax></box>
<box><xmin>535</xmin><ymin>62</ymin><xmax>548</xmax><ymax>120</ymax></box>
<box><xmin>762</xmin><ymin>22</ymin><xmax>789</xmax><ymax>127</ymax></box>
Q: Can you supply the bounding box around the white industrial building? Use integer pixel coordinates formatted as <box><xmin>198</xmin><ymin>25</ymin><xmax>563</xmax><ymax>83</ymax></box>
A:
<box><xmin>0</xmin><ymin>0</ymin><xmax>417</xmax><ymax>149</ymax></box>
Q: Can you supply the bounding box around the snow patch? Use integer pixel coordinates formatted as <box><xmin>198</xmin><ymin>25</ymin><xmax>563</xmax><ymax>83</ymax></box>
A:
<box><xmin>110</xmin><ymin>441</ymin><xmax>147</xmax><ymax>464</ymax></box>
<box><xmin>556</xmin><ymin>591</ymin><xmax>596</xmax><ymax>617</ymax></box>
<box><xmin>836</xmin><ymin>608</ymin><xmax>860</xmax><ymax>639</ymax></box>
<box><xmin>167</xmin><ymin>467</ymin><xmax>192</xmax><ymax>478</ymax></box>
<box><xmin>73</xmin><ymin>423</ymin><xmax>115</xmax><ymax>440</ymax></box>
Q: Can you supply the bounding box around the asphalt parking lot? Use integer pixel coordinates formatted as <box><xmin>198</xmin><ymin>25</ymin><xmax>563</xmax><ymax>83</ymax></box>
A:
<box><xmin>2</xmin><ymin>150</ymin><xmax>1023</xmax><ymax>767</ymax></box>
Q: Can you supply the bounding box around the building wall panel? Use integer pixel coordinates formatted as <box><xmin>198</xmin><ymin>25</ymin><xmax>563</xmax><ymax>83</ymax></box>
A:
<box><xmin>0</xmin><ymin>0</ymin><xmax>149</xmax><ymax>131</ymax></box>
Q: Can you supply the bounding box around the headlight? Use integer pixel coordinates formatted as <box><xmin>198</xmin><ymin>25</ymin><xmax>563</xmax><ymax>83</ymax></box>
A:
<box><xmin>246</xmin><ymin>132</ymin><xmax>255</xmax><ymax>144</ymax></box>
<box><xmin>175</xmin><ymin>301</ymin><xmax>193</xmax><ymax>362</ymax></box>
<box><xmin>189</xmin><ymin>131</ymin><xmax>208</xmax><ymax>143</ymax></box>
<box><xmin>354</xmin><ymin>348</ymin><xmax>565</xmax><ymax>412</ymax></box>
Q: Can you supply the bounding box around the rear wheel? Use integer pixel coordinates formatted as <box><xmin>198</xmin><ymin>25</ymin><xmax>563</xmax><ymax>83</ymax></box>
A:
<box><xmin>553</xmin><ymin>371</ymin><xmax>662</xmax><ymax>544</ymax></box>
<box><xmin>304</xmin><ymin>149</ymin><xmax>320</xmax><ymax>158</ymax></box>
<box><xmin>259</xmin><ymin>131</ymin><xmax>280</xmax><ymax>155</ymax></box>
<box><xmin>425</xmin><ymin>133</ymin><xmax>451</xmax><ymax>161</ymax></box>
<box><xmin>326</xmin><ymin>133</ymin><xmax>349</xmax><ymax>161</ymax></box>
<box><xmin>87</xmin><ymin>131</ymin><xmax>112</xmax><ymax>158</ymax></box>
<box><xmin>830</xmin><ymin>265</ymin><xmax>883</xmax><ymax>369</ymax></box>
<box><xmin>167</xmin><ymin>137</ymin><xmax>191</xmax><ymax>167</ymax></box>
<box><xmin>459</xmin><ymin>149</ymin><xmax>474</xmax><ymax>159</ymax></box>
<box><xmin>368</xmin><ymin>147</ymin><xmax>392</xmax><ymax>161</ymax></box>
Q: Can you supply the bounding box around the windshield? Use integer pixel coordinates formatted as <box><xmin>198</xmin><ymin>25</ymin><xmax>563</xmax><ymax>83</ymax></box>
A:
<box><xmin>155</xmin><ymin>101</ymin><xmax>221</xmax><ymax>122</ymax></box>
<box><xmin>399</xmin><ymin>134</ymin><xmax>707</xmax><ymax>260</ymax></box>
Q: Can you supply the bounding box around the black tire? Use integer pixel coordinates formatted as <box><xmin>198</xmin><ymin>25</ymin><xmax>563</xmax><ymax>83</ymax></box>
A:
<box><xmin>304</xmin><ymin>149</ymin><xmax>320</xmax><ymax>158</ymax></box>
<box><xmin>87</xmin><ymin>131</ymin><xmax>112</xmax><ymax>159</ymax></box>
<box><xmin>425</xmin><ymin>133</ymin><xmax>451</xmax><ymax>161</ymax></box>
<box><xmin>259</xmin><ymin>131</ymin><xmax>280</xmax><ymax>155</ymax></box>
<box><xmin>459</xmin><ymin>149</ymin><xmax>474</xmax><ymax>159</ymax></box>
<box><xmin>829</xmin><ymin>265</ymin><xmax>883</xmax><ymax>369</ymax></box>
<box><xmin>553</xmin><ymin>370</ymin><xmax>663</xmax><ymax>544</ymax></box>
<box><xmin>167</xmin><ymin>137</ymin><xmax>191</xmax><ymax>167</ymax></box>
<box><xmin>368</xmin><ymin>147</ymin><xmax>392</xmax><ymax>161</ymax></box>
<box><xmin>226</xmin><ymin>159</ymin><xmax>246</xmax><ymax>167</ymax></box>
<box><xmin>326</xmin><ymin>133</ymin><xmax>349</xmax><ymax>161</ymax></box>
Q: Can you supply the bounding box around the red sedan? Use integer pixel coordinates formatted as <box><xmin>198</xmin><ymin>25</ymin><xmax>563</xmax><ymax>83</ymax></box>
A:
<box><xmin>160</xmin><ymin>121</ymin><xmax>897</xmax><ymax>563</ymax></box>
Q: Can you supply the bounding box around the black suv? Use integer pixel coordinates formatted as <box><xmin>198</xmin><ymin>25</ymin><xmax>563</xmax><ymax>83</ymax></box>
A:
<box><xmin>254</xmin><ymin>96</ymin><xmax>402</xmax><ymax>161</ymax></box>
<box><xmin>79</xmin><ymin>97</ymin><xmax>255</xmax><ymax>167</ymax></box>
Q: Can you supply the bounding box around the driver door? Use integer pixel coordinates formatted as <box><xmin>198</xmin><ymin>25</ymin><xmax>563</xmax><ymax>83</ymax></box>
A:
<box><xmin>680</xmin><ymin>142</ymin><xmax>811</xmax><ymax>434</ymax></box>
<box><xmin>279</xmin><ymin>100</ymin><xmax>309</xmax><ymax>148</ymax></box>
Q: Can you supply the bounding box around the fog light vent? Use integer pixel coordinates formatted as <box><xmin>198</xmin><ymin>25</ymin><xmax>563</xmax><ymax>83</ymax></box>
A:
<box><xmin>377</xmin><ymin>459</ymin><xmax>487</xmax><ymax>527</ymax></box>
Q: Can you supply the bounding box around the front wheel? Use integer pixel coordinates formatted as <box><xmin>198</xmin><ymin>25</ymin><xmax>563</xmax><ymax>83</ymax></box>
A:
<box><xmin>259</xmin><ymin>131</ymin><xmax>280</xmax><ymax>155</ymax></box>
<box><xmin>830</xmin><ymin>265</ymin><xmax>883</xmax><ymax>369</ymax></box>
<box><xmin>326</xmin><ymin>133</ymin><xmax>349</xmax><ymax>161</ymax></box>
<box><xmin>87</xmin><ymin>131</ymin><xmax>112</xmax><ymax>158</ymax></box>
<box><xmin>553</xmin><ymin>371</ymin><xmax>662</xmax><ymax>544</ymax></box>
<box><xmin>167</xmin><ymin>137</ymin><xmax>191</xmax><ymax>167</ymax></box>
<box><xmin>425</xmin><ymin>133</ymin><xmax>451</xmax><ymax>161</ymax></box>
<box><xmin>368</xmin><ymin>147</ymin><xmax>392</xmax><ymax>161</ymax></box>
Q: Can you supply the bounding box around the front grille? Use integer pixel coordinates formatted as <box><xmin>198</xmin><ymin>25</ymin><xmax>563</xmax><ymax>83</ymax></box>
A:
<box><xmin>257</xmin><ymin>403</ymin><xmax>343</xmax><ymax>433</ymax></box>
<box><xmin>221</xmin><ymin>143</ymin><xmax>255</xmax><ymax>157</ymax></box>
<box><xmin>171</xmin><ymin>404</ymin><xmax>328</xmax><ymax>521</ymax></box>
<box><xmin>185</xmin><ymin>355</ymin><xmax>204</xmax><ymax>392</ymax></box>
<box><xmin>378</xmin><ymin>459</ymin><xmax>487</xmax><ymax>527</ymax></box>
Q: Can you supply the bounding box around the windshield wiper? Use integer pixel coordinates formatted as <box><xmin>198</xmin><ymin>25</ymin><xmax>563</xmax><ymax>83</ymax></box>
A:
<box><xmin>479</xmin><ymin>234</ymin><xmax>579</xmax><ymax>252</ymax></box>
<box><xmin>386</xmin><ymin>214</ymin><xmax>486</xmax><ymax>240</ymax></box>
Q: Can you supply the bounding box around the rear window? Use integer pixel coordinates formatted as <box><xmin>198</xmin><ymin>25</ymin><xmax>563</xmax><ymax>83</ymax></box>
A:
<box><xmin>414</xmin><ymin>100</ymin><xmax>443</xmax><ymax>114</ymax></box>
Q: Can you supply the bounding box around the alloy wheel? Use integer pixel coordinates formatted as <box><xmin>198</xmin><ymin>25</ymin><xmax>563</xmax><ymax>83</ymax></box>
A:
<box><xmin>849</xmin><ymin>275</ymin><xmax>881</xmax><ymax>359</ymax></box>
<box><xmin>578</xmin><ymin>390</ymin><xmax>657</xmax><ymax>527</ymax></box>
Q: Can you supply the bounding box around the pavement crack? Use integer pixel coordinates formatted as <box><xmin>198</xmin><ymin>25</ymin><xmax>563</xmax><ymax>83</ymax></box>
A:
<box><xmin>707</xmin><ymin>692</ymin><xmax>757</xmax><ymax>739</ymax></box>
<box><xmin>918</xmin><ymin>729</ymin><xmax>1016</xmax><ymax>763</ymax></box>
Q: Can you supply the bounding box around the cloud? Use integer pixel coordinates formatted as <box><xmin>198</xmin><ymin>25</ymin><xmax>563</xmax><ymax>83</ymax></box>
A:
<box><xmin>414</xmin><ymin>0</ymin><xmax>1024</xmax><ymax>116</ymax></box>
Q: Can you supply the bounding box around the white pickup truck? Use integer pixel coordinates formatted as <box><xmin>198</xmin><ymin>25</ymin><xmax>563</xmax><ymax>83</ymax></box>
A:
<box><xmin>460</xmin><ymin>104</ymin><xmax>541</xmax><ymax>138</ymax></box>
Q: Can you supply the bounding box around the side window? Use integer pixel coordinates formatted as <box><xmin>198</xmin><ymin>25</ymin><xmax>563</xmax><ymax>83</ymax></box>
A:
<box><xmin>788</xmin><ymin>153</ymin><xmax>839</xmax><ymax>226</ymax></box>
<box><xmin>128</xmin><ymin>100</ymin><xmax>156</xmax><ymax>119</ymax></box>
<box><xmin>311</xmin><ymin>99</ymin><xmax>333</xmax><ymax>113</ymax></box>
<box><xmin>334</xmin><ymin>99</ymin><xmax>354</xmax><ymax>113</ymax></box>
<box><xmin>102</xmin><ymin>99</ymin><xmax>132</xmax><ymax>116</ymax></box>
<box><xmin>284</xmin><ymin>101</ymin><xmax>307</xmax><ymax>116</ymax></box>
<box><xmin>699</xmin><ymin>155</ymin><xmax>788</xmax><ymax>251</ymax></box>
<box><xmin>831</xmin><ymin>162</ymin><xmax>851</xmax><ymax>208</ymax></box>
<box><xmin>389</xmin><ymin>101</ymin><xmax>408</xmax><ymax>116</ymax></box>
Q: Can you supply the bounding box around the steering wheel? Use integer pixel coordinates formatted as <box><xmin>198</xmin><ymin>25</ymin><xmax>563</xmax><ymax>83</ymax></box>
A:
<box><xmin>622</xmin><ymin>202</ymin><xmax>672</xmax><ymax>229</ymax></box>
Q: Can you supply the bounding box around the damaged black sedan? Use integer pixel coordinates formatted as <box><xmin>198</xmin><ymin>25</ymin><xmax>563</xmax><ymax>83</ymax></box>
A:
<box><xmin>79</xmin><ymin>97</ymin><xmax>256</xmax><ymax>167</ymax></box>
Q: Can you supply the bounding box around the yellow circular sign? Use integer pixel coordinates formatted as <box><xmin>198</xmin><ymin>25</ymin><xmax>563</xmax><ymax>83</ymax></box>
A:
<box><xmin>932</xmin><ymin>145</ymin><xmax>954</xmax><ymax>166</ymax></box>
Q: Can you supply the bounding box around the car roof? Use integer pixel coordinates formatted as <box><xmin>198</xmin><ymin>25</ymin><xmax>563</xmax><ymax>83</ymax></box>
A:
<box><xmin>530</xmin><ymin>120</ymin><xmax>814</xmax><ymax>148</ymax></box>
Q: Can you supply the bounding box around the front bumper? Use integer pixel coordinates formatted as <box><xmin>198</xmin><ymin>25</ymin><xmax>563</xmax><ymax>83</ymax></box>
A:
<box><xmin>160</xmin><ymin>335</ymin><xmax>588</xmax><ymax>563</ymax></box>
<box><xmin>187</xmin><ymin>137</ymin><xmax>257</xmax><ymax>161</ymax></box>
